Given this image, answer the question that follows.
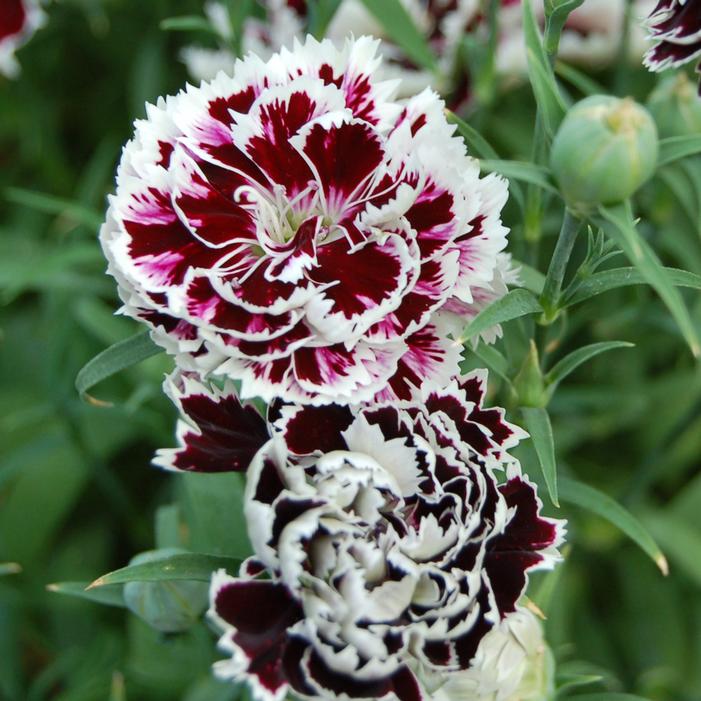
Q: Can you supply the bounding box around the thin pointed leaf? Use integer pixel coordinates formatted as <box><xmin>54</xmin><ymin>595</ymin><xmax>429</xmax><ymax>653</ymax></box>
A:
<box><xmin>471</xmin><ymin>343</ymin><xmax>511</xmax><ymax>384</ymax></box>
<box><xmin>657</xmin><ymin>135</ymin><xmax>701</xmax><ymax>168</ymax></box>
<box><xmin>89</xmin><ymin>553</ymin><xmax>242</xmax><ymax>588</ymax></box>
<box><xmin>598</xmin><ymin>203</ymin><xmax>700</xmax><ymax>357</ymax></box>
<box><xmin>553</xmin><ymin>60</ymin><xmax>603</xmax><ymax>96</ymax></box>
<box><xmin>159</xmin><ymin>16</ymin><xmax>218</xmax><ymax>34</ymax></box>
<box><xmin>357</xmin><ymin>0</ymin><xmax>436</xmax><ymax>71</ymax></box>
<box><xmin>572</xmin><ymin>695</ymin><xmax>653</xmax><ymax>701</ymax></box>
<box><xmin>559</xmin><ymin>477</ymin><xmax>668</xmax><ymax>575</ymax></box>
<box><xmin>457</xmin><ymin>289</ymin><xmax>543</xmax><ymax>343</ymax></box>
<box><xmin>546</xmin><ymin>341</ymin><xmax>634</xmax><ymax>391</ymax></box>
<box><xmin>566</xmin><ymin>266</ymin><xmax>701</xmax><ymax>306</ymax></box>
<box><xmin>47</xmin><ymin>581</ymin><xmax>126</xmax><ymax>608</ymax></box>
<box><xmin>4</xmin><ymin>187</ymin><xmax>103</xmax><ymax>230</ymax></box>
<box><xmin>522</xmin><ymin>0</ymin><xmax>567</xmax><ymax>137</ymax></box>
<box><xmin>480</xmin><ymin>159</ymin><xmax>559</xmax><ymax>196</ymax></box>
<box><xmin>513</xmin><ymin>261</ymin><xmax>547</xmax><ymax>295</ymax></box>
<box><xmin>521</xmin><ymin>407</ymin><xmax>559</xmax><ymax>506</ymax></box>
<box><xmin>445</xmin><ymin>110</ymin><xmax>500</xmax><ymax>160</ymax></box>
<box><xmin>644</xmin><ymin>512</ymin><xmax>701</xmax><ymax>586</ymax></box>
<box><xmin>543</xmin><ymin>0</ymin><xmax>585</xmax><ymax>54</ymax></box>
<box><xmin>75</xmin><ymin>331</ymin><xmax>163</xmax><ymax>404</ymax></box>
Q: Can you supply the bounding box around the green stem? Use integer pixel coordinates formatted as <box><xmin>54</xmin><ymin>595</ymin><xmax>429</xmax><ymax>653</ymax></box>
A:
<box><xmin>540</xmin><ymin>209</ymin><xmax>581</xmax><ymax>320</ymax></box>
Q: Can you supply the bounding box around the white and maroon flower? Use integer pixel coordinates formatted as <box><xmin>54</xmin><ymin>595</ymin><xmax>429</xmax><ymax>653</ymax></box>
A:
<box><xmin>428</xmin><ymin>608</ymin><xmax>552</xmax><ymax>701</ymax></box>
<box><xmin>0</xmin><ymin>0</ymin><xmax>44</xmax><ymax>78</ymax></box>
<box><xmin>101</xmin><ymin>36</ymin><xmax>510</xmax><ymax>405</ymax></box>
<box><xmin>643</xmin><ymin>0</ymin><xmax>701</xmax><ymax>92</ymax></box>
<box><xmin>207</xmin><ymin>371</ymin><xmax>565</xmax><ymax>701</ymax></box>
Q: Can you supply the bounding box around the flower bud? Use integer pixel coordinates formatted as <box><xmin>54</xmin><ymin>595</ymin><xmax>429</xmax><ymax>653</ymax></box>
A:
<box><xmin>647</xmin><ymin>74</ymin><xmax>701</xmax><ymax>139</ymax></box>
<box><xmin>123</xmin><ymin>549</ymin><xmax>209</xmax><ymax>634</ymax></box>
<box><xmin>551</xmin><ymin>95</ymin><xmax>659</xmax><ymax>207</ymax></box>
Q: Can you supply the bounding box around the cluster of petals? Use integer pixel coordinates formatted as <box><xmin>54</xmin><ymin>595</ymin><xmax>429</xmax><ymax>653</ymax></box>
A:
<box><xmin>643</xmin><ymin>0</ymin><xmax>701</xmax><ymax>92</ymax></box>
<box><xmin>101</xmin><ymin>35</ymin><xmax>511</xmax><ymax>405</ymax></box>
<box><xmin>154</xmin><ymin>370</ymin><xmax>564</xmax><ymax>701</ymax></box>
<box><xmin>0</xmin><ymin>0</ymin><xmax>44</xmax><ymax>78</ymax></box>
<box><xmin>183</xmin><ymin>1</ymin><xmax>655</xmax><ymax>109</ymax></box>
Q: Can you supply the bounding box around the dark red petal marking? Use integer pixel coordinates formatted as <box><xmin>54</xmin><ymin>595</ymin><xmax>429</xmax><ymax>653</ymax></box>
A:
<box><xmin>387</xmin><ymin>326</ymin><xmax>452</xmax><ymax>400</ymax></box>
<box><xmin>171</xmin><ymin>389</ymin><xmax>269</xmax><ymax>472</ymax></box>
<box><xmin>311</xmin><ymin>237</ymin><xmax>407</xmax><ymax>321</ymax></box>
<box><xmin>245</xmin><ymin>90</ymin><xmax>324</xmax><ymax>194</ymax></box>
<box><xmin>173</xmin><ymin>157</ymin><xmax>257</xmax><ymax>246</ymax></box>
<box><xmin>485</xmin><ymin>477</ymin><xmax>559</xmax><ymax>615</ymax></box>
<box><xmin>214</xmin><ymin>579</ymin><xmax>302</xmax><ymax>696</ymax></box>
<box><xmin>277</xmin><ymin>403</ymin><xmax>353</xmax><ymax>455</ymax></box>
<box><xmin>122</xmin><ymin>184</ymin><xmax>221</xmax><ymax>287</ymax></box>
<box><xmin>298</xmin><ymin>119</ymin><xmax>385</xmax><ymax>207</ymax></box>
<box><xmin>0</xmin><ymin>0</ymin><xmax>26</xmax><ymax>41</ymax></box>
<box><xmin>404</xmin><ymin>181</ymin><xmax>457</xmax><ymax>259</ymax></box>
<box><xmin>184</xmin><ymin>275</ymin><xmax>297</xmax><ymax>338</ymax></box>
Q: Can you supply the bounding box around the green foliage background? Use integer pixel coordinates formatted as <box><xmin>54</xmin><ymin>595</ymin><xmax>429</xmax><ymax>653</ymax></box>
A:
<box><xmin>1</xmin><ymin>1</ymin><xmax>700</xmax><ymax>700</ymax></box>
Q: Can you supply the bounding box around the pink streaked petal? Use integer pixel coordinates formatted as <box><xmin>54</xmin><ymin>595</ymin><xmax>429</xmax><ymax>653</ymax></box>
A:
<box><xmin>113</xmin><ymin>175</ymin><xmax>224</xmax><ymax>290</ymax></box>
<box><xmin>209</xmin><ymin>260</ymin><xmax>318</xmax><ymax>315</ymax></box>
<box><xmin>171</xmin><ymin>150</ymin><xmax>257</xmax><ymax>247</ymax></box>
<box><xmin>367</xmin><ymin>251</ymin><xmax>459</xmax><ymax>342</ymax></box>
<box><xmin>293</xmin><ymin>341</ymin><xmax>401</xmax><ymax>403</ymax></box>
<box><xmin>381</xmin><ymin>324</ymin><xmax>462</xmax><ymax>402</ymax></box>
<box><xmin>291</xmin><ymin>116</ymin><xmax>386</xmax><ymax>216</ymax></box>
<box><xmin>182</xmin><ymin>274</ymin><xmax>302</xmax><ymax>341</ymax></box>
<box><xmin>241</xmin><ymin>78</ymin><xmax>346</xmax><ymax>195</ymax></box>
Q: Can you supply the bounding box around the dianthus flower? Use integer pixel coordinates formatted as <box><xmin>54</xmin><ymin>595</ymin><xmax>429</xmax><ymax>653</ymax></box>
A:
<box><xmin>0</xmin><ymin>0</ymin><xmax>44</xmax><ymax>78</ymax></box>
<box><xmin>643</xmin><ymin>0</ymin><xmax>701</xmax><ymax>92</ymax></box>
<box><xmin>159</xmin><ymin>370</ymin><xmax>564</xmax><ymax>700</ymax></box>
<box><xmin>101</xmin><ymin>36</ymin><xmax>510</xmax><ymax>405</ymax></box>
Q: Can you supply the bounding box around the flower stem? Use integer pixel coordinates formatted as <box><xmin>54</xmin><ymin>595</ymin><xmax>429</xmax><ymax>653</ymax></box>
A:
<box><xmin>540</xmin><ymin>209</ymin><xmax>581</xmax><ymax>321</ymax></box>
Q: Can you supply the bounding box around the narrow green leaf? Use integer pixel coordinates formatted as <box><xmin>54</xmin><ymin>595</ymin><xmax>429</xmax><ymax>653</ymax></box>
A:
<box><xmin>446</xmin><ymin>112</ymin><xmax>527</xmax><ymax>211</ymax></box>
<box><xmin>471</xmin><ymin>343</ymin><xmax>511</xmax><ymax>384</ymax></box>
<box><xmin>598</xmin><ymin>203</ymin><xmax>700</xmax><ymax>357</ymax></box>
<box><xmin>357</xmin><ymin>0</ymin><xmax>436</xmax><ymax>71</ymax></box>
<box><xmin>4</xmin><ymin>187</ymin><xmax>103</xmax><ymax>230</ymax></box>
<box><xmin>521</xmin><ymin>407</ymin><xmax>559</xmax><ymax>507</ymax></box>
<box><xmin>657</xmin><ymin>135</ymin><xmax>701</xmax><ymax>168</ymax></box>
<box><xmin>566</xmin><ymin>266</ymin><xmax>701</xmax><ymax>306</ymax></box>
<box><xmin>47</xmin><ymin>581</ymin><xmax>126</xmax><ymax>608</ymax></box>
<box><xmin>75</xmin><ymin>331</ymin><xmax>163</xmax><ymax>404</ymax></box>
<box><xmin>559</xmin><ymin>477</ymin><xmax>668</xmax><ymax>575</ymax></box>
<box><xmin>110</xmin><ymin>672</ymin><xmax>127</xmax><ymax>701</ymax></box>
<box><xmin>545</xmin><ymin>341</ymin><xmax>634</xmax><ymax>391</ymax></box>
<box><xmin>0</xmin><ymin>563</ymin><xmax>21</xmax><ymax>577</ymax></box>
<box><xmin>159</xmin><ymin>16</ymin><xmax>218</xmax><ymax>34</ymax></box>
<box><xmin>553</xmin><ymin>60</ymin><xmax>604</xmax><ymax>96</ymax></box>
<box><xmin>480</xmin><ymin>159</ymin><xmax>559</xmax><ymax>196</ymax></box>
<box><xmin>644</xmin><ymin>512</ymin><xmax>701</xmax><ymax>586</ymax></box>
<box><xmin>522</xmin><ymin>0</ymin><xmax>567</xmax><ymax>137</ymax></box>
<box><xmin>307</xmin><ymin>0</ymin><xmax>343</xmax><ymax>38</ymax></box>
<box><xmin>572</xmin><ymin>695</ymin><xmax>653</xmax><ymax>701</ymax></box>
<box><xmin>513</xmin><ymin>261</ymin><xmax>546</xmax><ymax>295</ymax></box>
<box><xmin>89</xmin><ymin>553</ymin><xmax>242</xmax><ymax>588</ymax></box>
<box><xmin>543</xmin><ymin>0</ymin><xmax>585</xmax><ymax>55</ymax></box>
<box><xmin>456</xmin><ymin>288</ymin><xmax>543</xmax><ymax>343</ymax></box>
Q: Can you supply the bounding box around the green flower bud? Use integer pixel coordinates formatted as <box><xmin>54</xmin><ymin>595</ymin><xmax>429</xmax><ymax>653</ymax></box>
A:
<box><xmin>123</xmin><ymin>548</ymin><xmax>209</xmax><ymax>634</ymax></box>
<box><xmin>647</xmin><ymin>73</ymin><xmax>701</xmax><ymax>139</ymax></box>
<box><xmin>551</xmin><ymin>95</ymin><xmax>659</xmax><ymax>207</ymax></box>
<box><xmin>513</xmin><ymin>341</ymin><xmax>547</xmax><ymax>408</ymax></box>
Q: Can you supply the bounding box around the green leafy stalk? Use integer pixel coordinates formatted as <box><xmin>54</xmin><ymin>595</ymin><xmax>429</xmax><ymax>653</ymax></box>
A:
<box><xmin>540</xmin><ymin>209</ymin><xmax>581</xmax><ymax>321</ymax></box>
